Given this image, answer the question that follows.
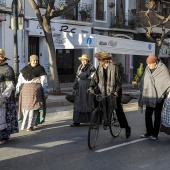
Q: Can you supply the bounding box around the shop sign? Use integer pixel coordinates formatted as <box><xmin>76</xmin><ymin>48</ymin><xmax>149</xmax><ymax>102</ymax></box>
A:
<box><xmin>53</xmin><ymin>33</ymin><xmax>66</xmax><ymax>44</ymax></box>
<box><xmin>108</xmin><ymin>40</ymin><xmax>117</xmax><ymax>47</ymax></box>
<box><xmin>99</xmin><ymin>41</ymin><xmax>107</xmax><ymax>46</ymax></box>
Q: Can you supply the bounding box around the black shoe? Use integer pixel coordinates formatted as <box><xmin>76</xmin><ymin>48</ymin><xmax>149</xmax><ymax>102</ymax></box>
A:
<box><xmin>141</xmin><ymin>133</ymin><xmax>151</xmax><ymax>138</ymax></box>
<box><xmin>70</xmin><ymin>123</ymin><xmax>80</xmax><ymax>127</ymax></box>
<box><xmin>126</xmin><ymin>126</ymin><xmax>131</xmax><ymax>138</ymax></box>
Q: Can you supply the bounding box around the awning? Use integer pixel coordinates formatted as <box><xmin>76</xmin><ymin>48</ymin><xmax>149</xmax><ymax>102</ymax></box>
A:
<box><xmin>53</xmin><ymin>33</ymin><xmax>155</xmax><ymax>56</ymax></box>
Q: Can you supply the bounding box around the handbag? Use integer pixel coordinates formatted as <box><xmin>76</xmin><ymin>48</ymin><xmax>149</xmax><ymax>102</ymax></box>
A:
<box><xmin>121</xmin><ymin>93</ymin><xmax>137</xmax><ymax>104</ymax></box>
<box><xmin>65</xmin><ymin>93</ymin><xmax>75</xmax><ymax>103</ymax></box>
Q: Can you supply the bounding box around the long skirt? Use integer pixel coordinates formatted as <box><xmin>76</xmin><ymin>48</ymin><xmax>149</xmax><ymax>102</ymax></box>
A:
<box><xmin>18</xmin><ymin>83</ymin><xmax>45</xmax><ymax>129</ymax></box>
<box><xmin>73</xmin><ymin>79</ymin><xmax>95</xmax><ymax>123</ymax></box>
<box><xmin>0</xmin><ymin>95</ymin><xmax>19</xmax><ymax>140</ymax></box>
<box><xmin>21</xmin><ymin>110</ymin><xmax>39</xmax><ymax>130</ymax></box>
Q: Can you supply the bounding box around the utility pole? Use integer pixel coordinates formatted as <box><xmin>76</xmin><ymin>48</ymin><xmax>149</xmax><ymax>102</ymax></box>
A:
<box><xmin>12</xmin><ymin>0</ymin><xmax>19</xmax><ymax>81</ymax></box>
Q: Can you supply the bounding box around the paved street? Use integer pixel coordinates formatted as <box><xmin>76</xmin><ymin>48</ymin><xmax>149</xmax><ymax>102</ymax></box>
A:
<box><xmin>1</xmin><ymin>101</ymin><xmax>170</xmax><ymax>170</ymax></box>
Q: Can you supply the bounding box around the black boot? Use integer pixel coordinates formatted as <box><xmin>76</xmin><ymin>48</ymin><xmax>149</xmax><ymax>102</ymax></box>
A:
<box><xmin>125</xmin><ymin>126</ymin><xmax>131</xmax><ymax>138</ymax></box>
<box><xmin>70</xmin><ymin>123</ymin><xmax>80</xmax><ymax>127</ymax></box>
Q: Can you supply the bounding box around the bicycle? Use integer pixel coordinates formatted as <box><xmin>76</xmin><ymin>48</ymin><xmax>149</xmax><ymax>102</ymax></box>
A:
<box><xmin>88</xmin><ymin>92</ymin><xmax>137</xmax><ymax>149</ymax></box>
<box><xmin>88</xmin><ymin>92</ymin><xmax>121</xmax><ymax>149</ymax></box>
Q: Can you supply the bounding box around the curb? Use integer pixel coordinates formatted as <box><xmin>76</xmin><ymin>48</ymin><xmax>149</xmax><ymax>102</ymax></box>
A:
<box><xmin>45</xmin><ymin>102</ymin><xmax>139</xmax><ymax>121</ymax></box>
<box><xmin>46</xmin><ymin>100</ymin><xmax>73</xmax><ymax>108</ymax></box>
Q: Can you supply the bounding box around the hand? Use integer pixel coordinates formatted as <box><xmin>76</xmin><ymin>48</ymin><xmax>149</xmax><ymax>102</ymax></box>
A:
<box><xmin>111</xmin><ymin>92</ymin><xmax>118</xmax><ymax>97</ymax></box>
<box><xmin>138</xmin><ymin>104</ymin><xmax>143</xmax><ymax>113</ymax></box>
<box><xmin>114</xmin><ymin>92</ymin><xmax>119</xmax><ymax>97</ymax></box>
<box><xmin>72</xmin><ymin>90</ymin><xmax>76</xmax><ymax>95</ymax></box>
<box><xmin>15</xmin><ymin>93</ymin><xmax>19</xmax><ymax>100</ymax></box>
<box><xmin>87</xmin><ymin>87</ymin><xmax>94</xmax><ymax>94</ymax></box>
<box><xmin>44</xmin><ymin>94</ymin><xmax>48</xmax><ymax>100</ymax></box>
<box><xmin>1</xmin><ymin>97</ymin><xmax>7</xmax><ymax>104</ymax></box>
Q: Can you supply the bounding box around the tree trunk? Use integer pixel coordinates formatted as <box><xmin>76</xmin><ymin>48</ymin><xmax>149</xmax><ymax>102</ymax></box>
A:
<box><xmin>42</xmin><ymin>15</ymin><xmax>61</xmax><ymax>94</ymax></box>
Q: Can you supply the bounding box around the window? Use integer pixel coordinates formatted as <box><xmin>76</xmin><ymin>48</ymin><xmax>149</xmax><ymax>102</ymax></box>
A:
<box><xmin>94</xmin><ymin>0</ymin><xmax>107</xmax><ymax>23</ymax></box>
<box><xmin>36</xmin><ymin>0</ymin><xmax>47</xmax><ymax>8</ymax></box>
<box><xmin>139</xmin><ymin>0</ymin><xmax>149</xmax><ymax>11</ymax></box>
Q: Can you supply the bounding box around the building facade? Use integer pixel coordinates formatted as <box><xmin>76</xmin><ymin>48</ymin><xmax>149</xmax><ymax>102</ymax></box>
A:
<box><xmin>0</xmin><ymin>0</ymin><xmax>162</xmax><ymax>85</ymax></box>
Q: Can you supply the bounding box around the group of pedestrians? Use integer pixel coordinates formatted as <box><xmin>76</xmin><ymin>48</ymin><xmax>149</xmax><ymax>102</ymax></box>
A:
<box><xmin>70</xmin><ymin>52</ymin><xmax>170</xmax><ymax>141</ymax></box>
<box><xmin>70</xmin><ymin>52</ymin><xmax>131</xmax><ymax>138</ymax></box>
<box><xmin>0</xmin><ymin>49</ymin><xmax>48</xmax><ymax>143</ymax></box>
<box><xmin>1</xmin><ymin>47</ymin><xmax>170</xmax><ymax>143</ymax></box>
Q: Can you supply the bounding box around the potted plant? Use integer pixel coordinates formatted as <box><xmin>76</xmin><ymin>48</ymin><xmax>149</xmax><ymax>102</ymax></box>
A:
<box><xmin>132</xmin><ymin>63</ymin><xmax>144</xmax><ymax>89</ymax></box>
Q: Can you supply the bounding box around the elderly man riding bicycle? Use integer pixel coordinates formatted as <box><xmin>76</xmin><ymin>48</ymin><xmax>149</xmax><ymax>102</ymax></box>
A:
<box><xmin>89</xmin><ymin>51</ymin><xmax>131</xmax><ymax>139</ymax></box>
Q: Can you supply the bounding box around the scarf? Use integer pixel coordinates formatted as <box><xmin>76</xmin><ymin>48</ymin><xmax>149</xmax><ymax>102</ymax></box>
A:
<box><xmin>21</xmin><ymin>64</ymin><xmax>47</xmax><ymax>81</ymax></box>
<box><xmin>138</xmin><ymin>61</ymin><xmax>170</xmax><ymax>108</ymax></box>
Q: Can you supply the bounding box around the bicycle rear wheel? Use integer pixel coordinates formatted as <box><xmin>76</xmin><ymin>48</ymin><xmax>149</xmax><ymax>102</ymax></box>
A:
<box><xmin>88</xmin><ymin>109</ymin><xmax>100</xmax><ymax>149</ymax></box>
<box><xmin>109</xmin><ymin>111</ymin><xmax>121</xmax><ymax>137</ymax></box>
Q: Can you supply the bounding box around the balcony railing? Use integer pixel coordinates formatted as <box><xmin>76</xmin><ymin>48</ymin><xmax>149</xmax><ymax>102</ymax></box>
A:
<box><xmin>110</xmin><ymin>11</ymin><xmax>136</xmax><ymax>30</ymax></box>
<box><xmin>0</xmin><ymin>0</ymin><xmax>6</xmax><ymax>6</ymax></box>
<box><xmin>59</xmin><ymin>2</ymin><xmax>93</xmax><ymax>22</ymax></box>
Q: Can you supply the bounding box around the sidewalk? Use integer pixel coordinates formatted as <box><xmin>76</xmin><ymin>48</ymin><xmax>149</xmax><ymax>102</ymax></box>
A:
<box><xmin>46</xmin><ymin>83</ymin><xmax>140</xmax><ymax>108</ymax></box>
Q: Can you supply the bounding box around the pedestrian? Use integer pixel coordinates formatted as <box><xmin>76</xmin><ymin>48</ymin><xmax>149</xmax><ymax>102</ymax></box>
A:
<box><xmin>160</xmin><ymin>92</ymin><xmax>170</xmax><ymax>135</ymax></box>
<box><xmin>90</xmin><ymin>52</ymin><xmax>131</xmax><ymax>138</ymax></box>
<box><xmin>138</xmin><ymin>55</ymin><xmax>170</xmax><ymax>140</ymax></box>
<box><xmin>70</xmin><ymin>54</ymin><xmax>96</xmax><ymax>127</ymax></box>
<box><xmin>0</xmin><ymin>49</ymin><xmax>19</xmax><ymax>143</ymax></box>
<box><xmin>16</xmin><ymin>54</ymin><xmax>48</xmax><ymax>131</ymax></box>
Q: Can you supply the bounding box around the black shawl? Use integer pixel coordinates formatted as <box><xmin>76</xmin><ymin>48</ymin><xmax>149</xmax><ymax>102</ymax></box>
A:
<box><xmin>21</xmin><ymin>64</ymin><xmax>47</xmax><ymax>81</ymax></box>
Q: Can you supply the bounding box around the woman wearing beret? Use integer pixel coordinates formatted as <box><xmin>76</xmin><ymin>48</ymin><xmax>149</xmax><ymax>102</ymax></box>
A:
<box><xmin>0</xmin><ymin>49</ymin><xmax>19</xmax><ymax>142</ymax></box>
<box><xmin>70</xmin><ymin>54</ymin><xmax>96</xmax><ymax>127</ymax></box>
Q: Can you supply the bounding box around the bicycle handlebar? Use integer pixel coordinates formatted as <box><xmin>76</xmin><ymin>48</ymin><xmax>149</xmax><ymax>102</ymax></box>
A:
<box><xmin>86</xmin><ymin>89</ymin><xmax>117</xmax><ymax>102</ymax></box>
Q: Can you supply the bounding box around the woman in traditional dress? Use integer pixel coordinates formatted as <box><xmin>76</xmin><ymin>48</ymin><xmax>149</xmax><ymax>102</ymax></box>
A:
<box><xmin>16</xmin><ymin>55</ymin><xmax>48</xmax><ymax>131</ymax></box>
<box><xmin>0</xmin><ymin>49</ymin><xmax>19</xmax><ymax>142</ymax></box>
<box><xmin>70</xmin><ymin>54</ymin><xmax>96</xmax><ymax>127</ymax></box>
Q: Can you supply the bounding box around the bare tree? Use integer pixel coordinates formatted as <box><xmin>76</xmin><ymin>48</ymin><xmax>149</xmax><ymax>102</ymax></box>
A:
<box><xmin>28</xmin><ymin>0</ymin><xmax>80</xmax><ymax>94</ymax></box>
<box><xmin>132</xmin><ymin>0</ymin><xmax>170</xmax><ymax>56</ymax></box>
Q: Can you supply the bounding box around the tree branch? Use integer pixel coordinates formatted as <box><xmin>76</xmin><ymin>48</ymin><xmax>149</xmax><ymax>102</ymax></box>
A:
<box><xmin>46</xmin><ymin>0</ymin><xmax>55</xmax><ymax>17</ymax></box>
<box><xmin>28</xmin><ymin>0</ymin><xmax>43</xmax><ymax>25</ymax></box>
<box><xmin>50</xmin><ymin>0</ymin><xmax>80</xmax><ymax>19</ymax></box>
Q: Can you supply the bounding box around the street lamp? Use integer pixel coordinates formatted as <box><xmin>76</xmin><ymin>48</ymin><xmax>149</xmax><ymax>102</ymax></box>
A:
<box><xmin>12</xmin><ymin>0</ymin><xmax>20</xmax><ymax>81</ymax></box>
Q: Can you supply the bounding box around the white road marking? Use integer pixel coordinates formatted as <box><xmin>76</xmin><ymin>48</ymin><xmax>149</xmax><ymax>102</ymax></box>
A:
<box><xmin>95</xmin><ymin>138</ymin><xmax>148</xmax><ymax>153</ymax></box>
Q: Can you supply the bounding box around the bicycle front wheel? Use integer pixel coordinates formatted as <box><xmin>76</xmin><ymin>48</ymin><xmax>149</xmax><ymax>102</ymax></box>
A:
<box><xmin>109</xmin><ymin>111</ymin><xmax>121</xmax><ymax>137</ymax></box>
<box><xmin>88</xmin><ymin>109</ymin><xmax>100</xmax><ymax>149</ymax></box>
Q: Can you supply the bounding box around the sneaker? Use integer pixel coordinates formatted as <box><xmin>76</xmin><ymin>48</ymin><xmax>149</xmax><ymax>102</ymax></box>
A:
<box><xmin>141</xmin><ymin>133</ymin><xmax>151</xmax><ymax>138</ymax></box>
<box><xmin>150</xmin><ymin>135</ymin><xmax>158</xmax><ymax>140</ymax></box>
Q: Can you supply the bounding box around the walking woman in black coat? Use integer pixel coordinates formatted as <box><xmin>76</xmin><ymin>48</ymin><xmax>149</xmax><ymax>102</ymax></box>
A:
<box><xmin>70</xmin><ymin>54</ymin><xmax>96</xmax><ymax>127</ymax></box>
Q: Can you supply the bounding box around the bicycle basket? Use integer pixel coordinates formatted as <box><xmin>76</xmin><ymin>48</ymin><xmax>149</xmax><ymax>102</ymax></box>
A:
<box><xmin>121</xmin><ymin>93</ymin><xmax>137</xmax><ymax>104</ymax></box>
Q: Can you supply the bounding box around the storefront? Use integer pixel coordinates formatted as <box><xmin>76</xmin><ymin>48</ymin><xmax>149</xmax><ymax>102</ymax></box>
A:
<box><xmin>27</xmin><ymin>20</ymin><xmax>155</xmax><ymax>83</ymax></box>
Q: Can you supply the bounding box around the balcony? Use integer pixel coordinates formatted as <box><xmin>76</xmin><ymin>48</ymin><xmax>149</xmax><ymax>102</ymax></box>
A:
<box><xmin>59</xmin><ymin>2</ymin><xmax>93</xmax><ymax>23</ymax></box>
<box><xmin>0</xmin><ymin>0</ymin><xmax>6</xmax><ymax>6</ymax></box>
<box><xmin>110</xmin><ymin>11</ymin><xmax>137</xmax><ymax>30</ymax></box>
